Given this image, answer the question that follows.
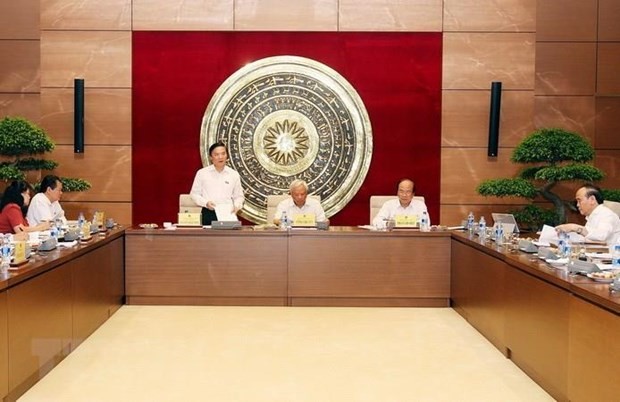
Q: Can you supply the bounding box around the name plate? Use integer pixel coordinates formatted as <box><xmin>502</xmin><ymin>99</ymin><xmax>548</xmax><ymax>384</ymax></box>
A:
<box><xmin>14</xmin><ymin>241</ymin><xmax>27</xmax><ymax>263</ymax></box>
<box><xmin>82</xmin><ymin>222</ymin><xmax>92</xmax><ymax>238</ymax></box>
<box><xmin>93</xmin><ymin>211</ymin><xmax>105</xmax><ymax>227</ymax></box>
<box><xmin>395</xmin><ymin>214</ymin><xmax>418</xmax><ymax>227</ymax></box>
<box><xmin>178</xmin><ymin>212</ymin><xmax>201</xmax><ymax>226</ymax></box>
<box><xmin>293</xmin><ymin>213</ymin><xmax>316</xmax><ymax>227</ymax></box>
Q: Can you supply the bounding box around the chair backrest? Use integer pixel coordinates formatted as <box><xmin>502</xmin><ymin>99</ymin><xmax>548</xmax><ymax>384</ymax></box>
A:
<box><xmin>604</xmin><ymin>200</ymin><xmax>620</xmax><ymax>217</ymax></box>
<box><xmin>266</xmin><ymin>194</ymin><xmax>321</xmax><ymax>224</ymax></box>
<box><xmin>179</xmin><ymin>194</ymin><xmax>201</xmax><ymax>214</ymax></box>
<box><xmin>369</xmin><ymin>195</ymin><xmax>426</xmax><ymax>224</ymax></box>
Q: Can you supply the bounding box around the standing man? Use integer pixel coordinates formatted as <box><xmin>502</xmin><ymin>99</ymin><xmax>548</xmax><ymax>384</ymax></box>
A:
<box><xmin>190</xmin><ymin>141</ymin><xmax>244</xmax><ymax>225</ymax></box>
<box><xmin>372</xmin><ymin>178</ymin><xmax>430</xmax><ymax>227</ymax></box>
<box><xmin>274</xmin><ymin>179</ymin><xmax>327</xmax><ymax>225</ymax></box>
<box><xmin>27</xmin><ymin>174</ymin><xmax>67</xmax><ymax>226</ymax></box>
<box><xmin>555</xmin><ymin>183</ymin><xmax>620</xmax><ymax>246</ymax></box>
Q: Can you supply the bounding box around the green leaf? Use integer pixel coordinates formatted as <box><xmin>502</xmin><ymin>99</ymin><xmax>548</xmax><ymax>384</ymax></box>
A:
<box><xmin>0</xmin><ymin>117</ymin><xmax>55</xmax><ymax>156</ymax></box>
<box><xmin>0</xmin><ymin>165</ymin><xmax>26</xmax><ymax>181</ymax></box>
<box><xmin>476</xmin><ymin>178</ymin><xmax>538</xmax><ymax>199</ymax></box>
<box><xmin>533</xmin><ymin>164</ymin><xmax>604</xmax><ymax>182</ymax></box>
<box><xmin>15</xmin><ymin>158</ymin><xmax>59</xmax><ymax>171</ymax></box>
<box><xmin>511</xmin><ymin>128</ymin><xmax>594</xmax><ymax>164</ymax></box>
<box><xmin>60</xmin><ymin>177</ymin><xmax>91</xmax><ymax>192</ymax></box>
<box><xmin>602</xmin><ymin>189</ymin><xmax>620</xmax><ymax>202</ymax></box>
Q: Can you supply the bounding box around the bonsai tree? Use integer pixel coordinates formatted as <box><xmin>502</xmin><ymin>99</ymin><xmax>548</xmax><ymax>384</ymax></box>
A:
<box><xmin>476</xmin><ymin>127</ymin><xmax>605</xmax><ymax>228</ymax></box>
<box><xmin>0</xmin><ymin>116</ymin><xmax>90</xmax><ymax>191</ymax></box>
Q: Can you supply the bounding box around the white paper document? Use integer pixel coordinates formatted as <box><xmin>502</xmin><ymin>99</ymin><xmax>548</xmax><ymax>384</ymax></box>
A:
<box><xmin>214</xmin><ymin>203</ymin><xmax>238</xmax><ymax>221</ymax></box>
<box><xmin>538</xmin><ymin>224</ymin><xmax>586</xmax><ymax>246</ymax></box>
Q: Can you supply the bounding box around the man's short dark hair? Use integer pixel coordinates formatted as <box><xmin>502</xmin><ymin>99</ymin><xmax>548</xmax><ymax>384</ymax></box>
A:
<box><xmin>582</xmin><ymin>183</ymin><xmax>604</xmax><ymax>204</ymax></box>
<box><xmin>397</xmin><ymin>178</ymin><xmax>415</xmax><ymax>191</ymax></box>
<box><xmin>40</xmin><ymin>174</ymin><xmax>61</xmax><ymax>193</ymax></box>
<box><xmin>208</xmin><ymin>141</ymin><xmax>228</xmax><ymax>156</ymax></box>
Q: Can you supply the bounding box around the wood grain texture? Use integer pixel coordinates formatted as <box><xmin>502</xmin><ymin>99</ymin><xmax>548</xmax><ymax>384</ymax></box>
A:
<box><xmin>597</xmin><ymin>43</ymin><xmax>620</xmax><ymax>95</ymax></box>
<box><xmin>133</xmin><ymin>0</ymin><xmax>232</xmax><ymax>31</ymax></box>
<box><xmin>598</xmin><ymin>0</ymin><xmax>620</xmax><ymax>41</ymax></box>
<box><xmin>125</xmin><ymin>231</ymin><xmax>288</xmax><ymax>299</ymax></box>
<box><xmin>50</xmin><ymin>145</ymin><xmax>131</xmax><ymax>203</ymax></box>
<box><xmin>339</xmin><ymin>0</ymin><xmax>442</xmax><ymax>32</ymax></box>
<box><xmin>450</xmin><ymin>239</ymin><xmax>506</xmax><ymax>354</ymax></box>
<box><xmin>62</xmin><ymin>202</ymin><xmax>132</xmax><ymax>227</ymax></box>
<box><xmin>41</xmin><ymin>88</ymin><xmax>131</xmax><ymax>146</ymax></box>
<box><xmin>442</xmin><ymin>90</ymin><xmax>535</xmax><ymax>148</ymax></box>
<box><xmin>0</xmin><ymin>0</ymin><xmax>39</xmax><ymax>40</ymax></box>
<box><xmin>0</xmin><ymin>40</ymin><xmax>40</xmax><ymax>93</ymax></box>
<box><xmin>0</xmin><ymin>94</ymin><xmax>41</xmax><ymax>122</ymax></box>
<box><xmin>443</xmin><ymin>32</ymin><xmax>535</xmax><ymax>90</ymax></box>
<box><xmin>533</xmin><ymin>96</ymin><xmax>595</xmax><ymax>142</ymax></box>
<box><xmin>536</xmin><ymin>0</ymin><xmax>597</xmax><ymax>41</ymax></box>
<box><xmin>41</xmin><ymin>30</ymin><xmax>131</xmax><ymax>88</ymax></box>
<box><xmin>444</xmin><ymin>0</ymin><xmax>535</xmax><ymax>32</ymax></box>
<box><xmin>234</xmin><ymin>0</ymin><xmax>337</xmax><ymax>31</ymax></box>
<box><xmin>7</xmin><ymin>265</ymin><xmax>73</xmax><ymax>394</ymax></box>
<box><xmin>568</xmin><ymin>295</ymin><xmax>620</xmax><ymax>402</ymax></box>
<box><xmin>504</xmin><ymin>267</ymin><xmax>569</xmax><ymax>401</ymax></box>
<box><xmin>288</xmin><ymin>232</ymin><xmax>450</xmax><ymax>299</ymax></box>
<box><xmin>41</xmin><ymin>0</ymin><xmax>131</xmax><ymax>30</ymax></box>
<box><xmin>595</xmin><ymin>96</ymin><xmax>620</xmax><ymax>149</ymax></box>
<box><xmin>535</xmin><ymin>42</ymin><xmax>597</xmax><ymax>96</ymax></box>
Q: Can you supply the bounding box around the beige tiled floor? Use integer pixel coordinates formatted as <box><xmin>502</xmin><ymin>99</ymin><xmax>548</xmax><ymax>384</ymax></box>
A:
<box><xmin>19</xmin><ymin>306</ymin><xmax>554</xmax><ymax>402</ymax></box>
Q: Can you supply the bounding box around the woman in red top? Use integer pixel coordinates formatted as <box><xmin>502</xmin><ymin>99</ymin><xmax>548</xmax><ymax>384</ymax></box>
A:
<box><xmin>0</xmin><ymin>180</ymin><xmax>49</xmax><ymax>234</ymax></box>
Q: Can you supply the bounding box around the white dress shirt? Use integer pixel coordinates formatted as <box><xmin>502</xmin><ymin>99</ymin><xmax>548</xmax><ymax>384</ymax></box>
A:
<box><xmin>26</xmin><ymin>193</ymin><xmax>67</xmax><ymax>226</ymax></box>
<box><xmin>190</xmin><ymin>165</ymin><xmax>244</xmax><ymax>210</ymax></box>
<box><xmin>372</xmin><ymin>198</ymin><xmax>430</xmax><ymax>227</ymax></box>
<box><xmin>585</xmin><ymin>203</ymin><xmax>620</xmax><ymax>246</ymax></box>
<box><xmin>275</xmin><ymin>197</ymin><xmax>326</xmax><ymax>223</ymax></box>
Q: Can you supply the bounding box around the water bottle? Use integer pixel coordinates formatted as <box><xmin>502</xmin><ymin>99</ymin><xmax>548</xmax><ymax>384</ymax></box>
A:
<box><xmin>495</xmin><ymin>223</ymin><xmax>504</xmax><ymax>244</ymax></box>
<box><xmin>78</xmin><ymin>212</ymin><xmax>85</xmax><ymax>228</ymax></box>
<box><xmin>420</xmin><ymin>211</ymin><xmax>429</xmax><ymax>232</ymax></box>
<box><xmin>557</xmin><ymin>231</ymin><xmax>566</xmax><ymax>258</ymax></box>
<box><xmin>478</xmin><ymin>216</ymin><xmax>486</xmax><ymax>239</ymax></box>
<box><xmin>280</xmin><ymin>211</ymin><xmax>288</xmax><ymax>231</ymax></box>
<box><xmin>612</xmin><ymin>239</ymin><xmax>620</xmax><ymax>268</ymax></box>
<box><xmin>1</xmin><ymin>235</ymin><xmax>11</xmax><ymax>270</ymax></box>
<box><xmin>467</xmin><ymin>212</ymin><xmax>475</xmax><ymax>233</ymax></box>
<box><xmin>50</xmin><ymin>223</ymin><xmax>59</xmax><ymax>239</ymax></box>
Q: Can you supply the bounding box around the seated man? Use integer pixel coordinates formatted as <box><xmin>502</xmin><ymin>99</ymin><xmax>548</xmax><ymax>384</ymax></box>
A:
<box><xmin>372</xmin><ymin>178</ymin><xmax>430</xmax><ymax>227</ymax></box>
<box><xmin>555</xmin><ymin>184</ymin><xmax>620</xmax><ymax>246</ymax></box>
<box><xmin>26</xmin><ymin>174</ymin><xmax>67</xmax><ymax>226</ymax></box>
<box><xmin>274</xmin><ymin>179</ymin><xmax>327</xmax><ymax>226</ymax></box>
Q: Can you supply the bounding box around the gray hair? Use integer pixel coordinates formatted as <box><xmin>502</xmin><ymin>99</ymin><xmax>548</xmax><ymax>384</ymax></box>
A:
<box><xmin>289</xmin><ymin>179</ymin><xmax>308</xmax><ymax>193</ymax></box>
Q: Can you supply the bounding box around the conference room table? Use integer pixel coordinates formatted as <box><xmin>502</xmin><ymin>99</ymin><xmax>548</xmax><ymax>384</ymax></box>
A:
<box><xmin>0</xmin><ymin>227</ymin><xmax>124</xmax><ymax>402</ymax></box>
<box><xmin>3</xmin><ymin>225</ymin><xmax>619</xmax><ymax>402</ymax></box>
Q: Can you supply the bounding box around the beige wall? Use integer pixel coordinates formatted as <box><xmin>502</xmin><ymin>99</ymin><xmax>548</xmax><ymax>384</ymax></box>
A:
<box><xmin>1</xmin><ymin>0</ymin><xmax>618</xmax><ymax>225</ymax></box>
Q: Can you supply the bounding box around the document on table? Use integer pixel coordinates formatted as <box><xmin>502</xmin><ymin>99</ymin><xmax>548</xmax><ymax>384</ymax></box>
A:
<box><xmin>215</xmin><ymin>203</ymin><xmax>238</xmax><ymax>221</ymax></box>
<box><xmin>538</xmin><ymin>224</ymin><xmax>586</xmax><ymax>246</ymax></box>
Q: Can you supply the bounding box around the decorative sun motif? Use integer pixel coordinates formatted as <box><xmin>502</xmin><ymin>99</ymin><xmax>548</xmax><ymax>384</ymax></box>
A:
<box><xmin>263</xmin><ymin>120</ymin><xmax>309</xmax><ymax>165</ymax></box>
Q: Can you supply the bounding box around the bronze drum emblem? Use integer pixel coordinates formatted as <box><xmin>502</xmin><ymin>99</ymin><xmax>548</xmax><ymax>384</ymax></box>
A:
<box><xmin>200</xmin><ymin>56</ymin><xmax>373</xmax><ymax>223</ymax></box>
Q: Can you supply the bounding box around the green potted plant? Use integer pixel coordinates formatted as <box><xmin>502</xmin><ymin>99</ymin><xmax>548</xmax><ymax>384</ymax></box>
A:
<box><xmin>476</xmin><ymin>127</ymin><xmax>607</xmax><ymax>230</ymax></box>
<box><xmin>0</xmin><ymin>116</ymin><xmax>90</xmax><ymax>191</ymax></box>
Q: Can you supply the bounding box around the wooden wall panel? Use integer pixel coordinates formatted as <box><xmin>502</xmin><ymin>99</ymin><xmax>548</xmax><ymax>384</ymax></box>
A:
<box><xmin>234</xmin><ymin>0</ymin><xmax>337</xmax><ymax>31</ymax></box>
<box><xmin>443</xmin><ymin>0</ymin><xmax>535</xmax><ymax>32</ymax></box>
<box><xmin>443</xmin><ymin>33</ymin><xmax>535</xmax><ymax>90</ymax></box>
<box><xmin>595</xmin><ymin>150</ymin><xmax>620</xmax><ymax>190</ymax></box>
<box><xmin>440</xmin><ymin>148</ymin><xmax>523</xmax><ymax>205</ymax></box>
<box><xmin>62</xmin><ymin>202</ymin><xmax>132</xmax><ymax>226</ymax></box>
<box><xmin>535</xmin><ymin>43</ymin><xmax>596</xmax><ymax>96</ymax></box>
<box><xmin>442</xmin><ymin>90</ymin><xmax>534</xmax><ymax>148</ymax></box>
<box><xmin>41</xmin><ymin>88</ymin><xmax>131</xmax><ymax>145</ymax></box>
<box><xmin>0</xmin><ymin>94</ymin><xmax>41</xmax><ymax>121</ymax></box>
<box><xmin>52</xmin><ymin>145</ymin><xmax>131</xmax><ymax>202</ymax></box>
<box><xmin>0</xmin><ymin>41</ymin><xmax>40</xmax><ymax>92</ymax></box>
<box><xmin>41</xmin><ymin>0</ymin><xmax>131</xmax><ymax>30</ymax></box>
<box><xmin>599</xmin><ymin>0</ymin><xmax>620</xmax><ymax>41</ymax></box>
<box><xmin>597</xmin><ymin>43</ymin><xmax>620</xmax><ymax>95</ymax></box>
<box><xmin>132</xmin><ymin>0</ymin><xmax>233</xmax><ymax>31</ymax></box>
<box><xmin>533</xmin><ymin>96</ymin><xmax>595</xmax><ymax>142</ymax></box>
<box><xmin>339</xmin><ymin>0</ymin><xmax>442</xmax><ymax>32</ymax></box>
<box><xmin>40</xmin><ymin>31</ymin><xmax>131</xmax><ymax>88</ymax></box>
<box><xmin>0</xmin><ymin>0</ymin><xmax>39</xmax><ymax>39</ymax></box>
<box><xmin>536</xmin><ymin>0</ymin><xmax>597</xmax><ymax>41</ymax></box>
<box><xmin>595</xmin><ymin>97</ymin><xmax>620</xmax><ymax>149</ymax></box>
